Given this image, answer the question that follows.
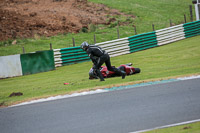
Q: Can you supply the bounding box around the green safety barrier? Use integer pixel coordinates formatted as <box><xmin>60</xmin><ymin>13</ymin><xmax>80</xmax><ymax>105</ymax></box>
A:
<box><xmin>128</xmin><ymin>31</ymin><xmax>158</xmax><ymax>53</ymax></box>
<box><xmin>20</xmin><ymin>50</ymin><xmax>55</xmax><ymax>75</ymax></box>
<box><xmin>54</xmin><ymin>20</ymin><xmax>200</xmax><ymax>68</ymax></box>
<box><xmin>183</xmin><ymin>20</ymin><xmax>200</xmax><ymax>38</ymax></box>
<box><xmin>54</xmin><ymin>46</ymin><xmax>89</xmax><ymax>66</ymax></box>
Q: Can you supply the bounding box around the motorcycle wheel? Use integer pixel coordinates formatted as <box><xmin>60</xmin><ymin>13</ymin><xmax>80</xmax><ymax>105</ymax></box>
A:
<box><xmin>134</xmin><ymin>68</ymin><xmax>141</xmax><ymax>73</ymax></box>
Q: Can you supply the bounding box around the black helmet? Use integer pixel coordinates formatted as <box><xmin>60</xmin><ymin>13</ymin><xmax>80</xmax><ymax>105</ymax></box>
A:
<box><xmin>89</xmin><ymin>68</ymin><xmax>98</xmax><ymax>79</ymax></box>
<box><xmin>81</xmin><ymin>42</ymin><xmax>89</xmax><ymax>51</ymax></box>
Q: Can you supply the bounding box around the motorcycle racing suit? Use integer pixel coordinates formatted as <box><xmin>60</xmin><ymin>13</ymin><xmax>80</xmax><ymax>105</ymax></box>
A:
<box><xmin>86</xmin><ymin>45</ymin><xmax>126</xmax><ymax>81</ymax></box>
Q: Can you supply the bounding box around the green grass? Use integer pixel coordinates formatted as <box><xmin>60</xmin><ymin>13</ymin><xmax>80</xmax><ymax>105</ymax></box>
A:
<box><xmin>144</xmin><ymin>121</ymin><xmax>200</xmax><ymax>133</ymax></box>
<box><xmin>89</xmin><ymin>0</ymin><xmax>193</xmax><ymax>27</ymax></box>
<box><xmin>0</xmin><ymin>35</ymin><xmax>200</xmax><ymax>106</ymax></box>
<box><xmin>0</xmin><ymin>0</ymin><xmax>194</xmax><ymax>56</ymax></box>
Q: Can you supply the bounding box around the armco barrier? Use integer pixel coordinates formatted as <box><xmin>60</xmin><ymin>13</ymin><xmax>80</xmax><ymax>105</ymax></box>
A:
<box><xmin>155</xmin><ymin>24</ymin><xmax>185</xmax><ymax>46</ymax></box>
<box><xmin>0</xmin><ymin>21</ymin><xmax>199</xmax><ymax>78</ymax></box>
<box><xmin>183</xmin><ymin>20</ymin><xmax>200</xmax><ymax>38</ymax></box>
<box><xmin>53</xmin><ymin>20</ymin><xmax>200</xmax><ymax>67</ymax></box>
<box><xmin>128</xmin><ymin>31</ymin><xmax>157</xmax><ymax>53</ymax></box>
<box><xmin>95</xmin><ymin>37</ymin><xmax>130</xmax><ymax>57</ymax></box>
<box><xmin>53</xmin><ymin>46</ymin><xmax>89</xmax><ymax>67</ymax></box>
<box><xmin>1</xmin><ymin>21</ymin><xmax>199</xmax><ymax>78</ymax></box>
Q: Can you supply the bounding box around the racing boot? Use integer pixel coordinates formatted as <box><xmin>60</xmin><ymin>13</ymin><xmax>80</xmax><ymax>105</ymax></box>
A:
<box><xmin>96</xmin><ymin>69</ymin><xmax>105</xmax><ymax>81</ymax></box>
<box><xmin>114</xmin><ymin>68</ymin><xmax>126</xmax><ymax>79</ymax></box>
<box><xmin>121</xmin><ymin>70</ymin><xmax>126</xmax><ymax>79</ymax></box>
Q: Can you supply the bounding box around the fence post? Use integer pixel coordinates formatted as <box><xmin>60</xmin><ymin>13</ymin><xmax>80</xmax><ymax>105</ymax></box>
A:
<box><xmin>94</xmin><ymin>34</ymin><xmax>96</xmax><ymax>44</ymax></box>
<box><xmin>50</xmin><ymin>43</ymin><xmax>52</xmax><ymax>50</ymax></box>
<box><xmin>117</xmin><ymin>27</ymin><xmax>120</xmax><ymax>39</ymax></box>
<box><xmin>134</xmin><ymin>26</ymin><xmax>137</xmax><ymax>35</ymax></box>
<box><xmin>189</xmin><ymin>5</ymin><xmax>193</xmax><ymax>22</ymax></box>
<box><xmin>152</xmin><ymin>24</ymin><xmax>155</xmax><ymax>31</ymax></box>
<box><xmin>72</xmin><ymin>37</ymin><xmax>75</xmax><ymax>47</ymax></box>
<box><xmin>184</xmin><ymin>14</ymin><xmax>187</xmax><ymax>23</ymax></box>
<box><xmin>22</xmin><ymin>47</ymin><xmax>25</xmax><ymax>54</ymax></box>
<box><xmin>170</xmin><ymin>19</ymin><xmax>172</xmax><ymax>27</ymax></box>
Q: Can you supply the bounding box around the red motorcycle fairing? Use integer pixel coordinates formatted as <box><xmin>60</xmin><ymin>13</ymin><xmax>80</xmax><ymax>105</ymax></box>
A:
<box><xmin>100</xmin><ymin>66</ymin><xmax>115</xmax><ymax>78</ymax></box>
<box><xmin>119</xmin><ymin>65</ymin><xmax>136</xmax><ymax>75</ymax></box>
<box><xmin>100</xmin><ymin>65</ymin><xmax>136</xmax><ymax>78</ymax></box>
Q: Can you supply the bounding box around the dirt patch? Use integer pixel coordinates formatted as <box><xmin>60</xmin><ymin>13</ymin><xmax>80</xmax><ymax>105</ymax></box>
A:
<box><xmin>9</xmin><ymin>92</ymin><xmax>23</xmax><ymax>97</ymax></box>
<box><xmin>182</xmin><ymin>126</ymin><xmax>192</xmax><ymax>130</ymax></box>
<box><xmin>0</xmin><ymin>0</ymin><xmax>135</xmax><ymax>41</ymax></box>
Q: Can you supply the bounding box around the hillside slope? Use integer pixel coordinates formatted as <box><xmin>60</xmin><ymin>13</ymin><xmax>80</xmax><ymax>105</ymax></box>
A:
<box><xmin>0</xmin><ymin>0</ymin><xmax>134</xmax><ymax>41</ymax></box>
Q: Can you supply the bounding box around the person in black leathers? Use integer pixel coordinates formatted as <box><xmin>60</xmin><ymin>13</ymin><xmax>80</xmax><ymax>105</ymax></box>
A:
<box><xmin>81</xmin><ymin>42</ymin><xmax>126</xmax><ymax>81</ymax></box>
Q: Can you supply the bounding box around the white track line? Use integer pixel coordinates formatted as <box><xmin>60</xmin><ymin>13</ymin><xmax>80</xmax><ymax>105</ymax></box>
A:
<box><xmin>177</xmin><ymin>75</ymin><xmax>200</xmax><ymax>80</ymax></box>
<box><xmin>10</xmin><ymin>89</ymin><xmax>108</xmax><ymax>108</ymax></box>
<box><xmin>130</xmin><ymin>119</ymin><xmax>200</xmax><ymax>133</ymax></box>
<box><xmin>9</xmin><ymin>75</ymin><xmax>200</xmax><ymax>108</ymax></box>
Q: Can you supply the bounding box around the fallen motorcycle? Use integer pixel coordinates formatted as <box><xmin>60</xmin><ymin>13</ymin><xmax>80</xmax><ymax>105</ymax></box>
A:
<box><xmin>89</xmin><ymin>63</ymin><xmax>140</xmax><ymax>79</ymax></box>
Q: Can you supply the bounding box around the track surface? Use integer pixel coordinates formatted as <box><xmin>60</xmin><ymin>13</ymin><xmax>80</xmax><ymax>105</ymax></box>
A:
<box><xmin>0</xmin><ymin>78</ymin><xmax>200</xmax><ymax>133</ymax></box>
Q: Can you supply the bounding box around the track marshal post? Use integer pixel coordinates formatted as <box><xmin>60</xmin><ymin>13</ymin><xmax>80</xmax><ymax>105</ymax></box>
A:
<box><xmin>192</xmin><ymin>0</ymin><xmax>200</xmax><ymax>20</ymax></box>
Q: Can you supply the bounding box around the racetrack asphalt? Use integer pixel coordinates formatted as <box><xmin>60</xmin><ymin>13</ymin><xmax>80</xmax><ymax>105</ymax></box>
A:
<box><xmin>0</xmin><ymin>78</ymin><xmax>200</xmax><ymax>133</ymax></box>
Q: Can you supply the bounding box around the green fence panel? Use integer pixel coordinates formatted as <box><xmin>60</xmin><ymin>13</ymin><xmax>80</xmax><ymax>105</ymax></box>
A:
<box><xmin>128</xmin><ymin>31</ymin><xmax>157</xmax><ymax>53</ymax></box>
<box><xmin>184</xmin><ymin>28</ymin><xmax>200</xmax><ymax>36</ymax></box>
<box><xmin>129</xmin><ymin>32</ymin><xmax>156</xmax><ymax>42</ymax></box>
<box><xmin>60</xmin><ymin>52</ymin><xmax>87</xmax><ymax>58</ymax></box>
<box><xmin>183</xmin><ymin>20</ymin><xmax>200</xmax><ymax>38</ymax></box>
<box><xmin>129</xmin><ymin>40</ymin><xmax>158</xmax><ymax>50</ymax></box>
<box><xmin>183</xmin><ymin>20</ymin><xmax>200</xmax><ymax>26</ymax></box>
<box><xmin>60</xmin><ymin>46</ymin><xmax>81</xmax><ymax>51</ymax></box>
<box><xmin>61</xmin><ymin>54</ymin><xmax>88</xmax><ymax>61</ymax></box>
<box><xmin>128</xmin><ymin>31</ymin><xmax>156</xmax><ymax>39</ymax></box>
<box><xmin>184</xmin><ymin>23</ymin><xmax>200</xmax><ymax>29</ymax></box>
<box><xmin>129</xmin><ymin>37</ymin><xmax>157</xmax><ymax>46</ymax></box>
<box><xmin>54</xmin><ymin>45</ymin><xmax>90</xmax><ymax>66</ymax></box>
<box><xmin>60</xmin><ymin>49</ymin><xmax>83</xmax><ymax>54</ymax></box>
<box><xmin>62</xmin><ymin>57</ymin><xmax>90</xmax><ymax>64</ymax></box>
<box><xmin>20</xmin><ymin>50</ymin><xmax>55</xmax><ymax>75</ymax></box>
<box><xmin>130</xmin><ymin>44</ymin><xmax>158</xmax><ymax>53</ymax></box>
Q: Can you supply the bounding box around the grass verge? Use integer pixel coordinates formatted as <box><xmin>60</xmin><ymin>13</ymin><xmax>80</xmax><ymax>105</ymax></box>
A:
<box><xmin>144</xmin><ymin>121</ymin><xmax>200</xmax><ymax>133</ymax></box>
<box><xmin>0</xmin><ymin>36</ymin><xmax>200</xmax><ymax>107</ymax></box>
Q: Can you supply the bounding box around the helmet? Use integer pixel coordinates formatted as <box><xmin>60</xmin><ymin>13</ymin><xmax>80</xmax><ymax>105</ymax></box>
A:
<box><xmin>89</xmin><ymin>68</ymin><xmax>98</xmax><ymax>79</ymax></box>
<box><xmin>81</xmin><ymin>42</ymin><xmax>89</xmax><ymax>51</ymax></box>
